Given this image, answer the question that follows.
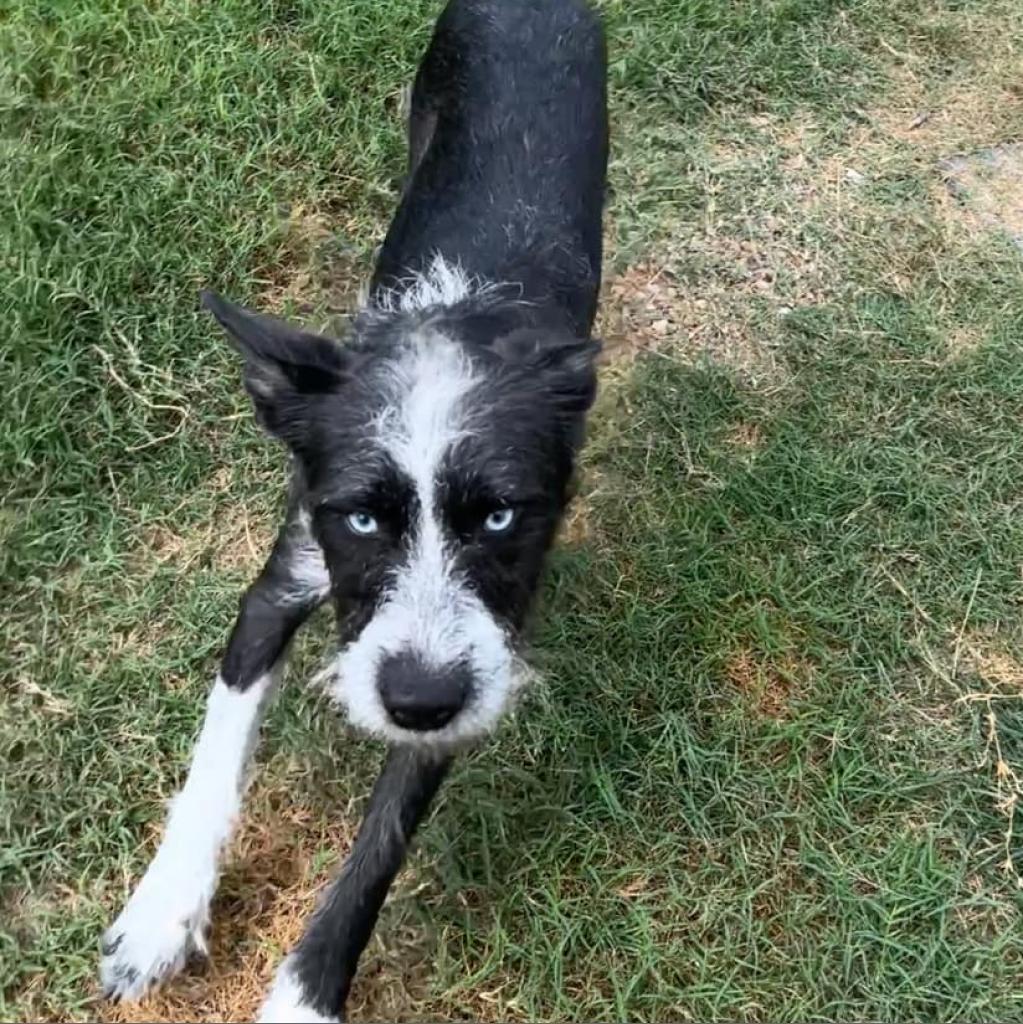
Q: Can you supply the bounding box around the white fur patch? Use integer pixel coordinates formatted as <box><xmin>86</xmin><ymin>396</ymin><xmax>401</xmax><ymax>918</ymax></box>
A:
<box><xmin>275</xmin><ymin>508</ymin><xmax>330</xmax><ymax>606</ymax></box>
<box><xmin>258</xmin><ymin>959</ymin><xmax>339</xmax><ymax>1024</ymax></box>
<box><xmin>370</xmin><ymin>252</ymin><xmax>490</xmax><ymax>313</ymax></box>
<box><xmin>329</xmin><ymin>333</ymin><xmax>525</xmax><ymax>747</ymax></box>
<box><xmin>100</xmin><ymin>673</ymin><xmax>276</xmax><ymax>1001</ymax></box>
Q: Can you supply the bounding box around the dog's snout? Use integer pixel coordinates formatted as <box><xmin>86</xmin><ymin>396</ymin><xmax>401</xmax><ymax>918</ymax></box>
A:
<box><xmin>378</xmin><ymin>652</ymin><xmax>471</xmax><ymax>732</ymax></box>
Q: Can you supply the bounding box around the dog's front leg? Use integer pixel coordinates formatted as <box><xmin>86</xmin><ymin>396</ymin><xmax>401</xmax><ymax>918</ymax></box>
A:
<box><xmin>257</xmin><ymin>746</ymin><xmax>451</xmax><ymax>1023</ymax></box>
<box><xmin>100</xmin><ymin>509</ymin><xmax>330</xmax><ymax>1002</ymax></box>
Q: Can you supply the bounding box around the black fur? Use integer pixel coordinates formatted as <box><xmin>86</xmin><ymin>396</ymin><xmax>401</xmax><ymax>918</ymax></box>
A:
<box><xmin>218</xmin><ymin>486</ymin><xmax>326</xmax><ymax>688</ymax></box>
<box><xmin>294</xmin><ymin>747</ymin><xmax>451</xmax><ymax>1014</ymax></box>
<box><xmin>373</xmin><ymin>0</ymin><xmax>608</xmax><ymax>337</ymax></box>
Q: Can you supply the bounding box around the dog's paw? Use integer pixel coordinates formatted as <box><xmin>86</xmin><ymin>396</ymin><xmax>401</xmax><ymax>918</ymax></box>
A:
<box><xmin>99</xmin><ymin>878</ymin><xmax>210</xmax><ymax>1002</ymax></box>
<box><xmin>256</xmin><ymin>959</ymin><xmax>343</xmax><ymax>1023</ymax></box>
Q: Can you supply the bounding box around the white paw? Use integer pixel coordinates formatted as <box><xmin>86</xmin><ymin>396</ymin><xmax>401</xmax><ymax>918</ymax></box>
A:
<box><xmin>100</xmin><ymin>860</ymin><xmax>211</xmax><ymax>1001</ymax></box>
<box><xmin>257</xmin><ymin>959</ymin><xmax>342</xmax><ymax>1023</ymax></box>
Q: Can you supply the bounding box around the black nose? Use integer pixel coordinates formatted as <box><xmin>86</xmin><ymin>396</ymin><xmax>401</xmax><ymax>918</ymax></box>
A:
<box><xmin>378</xmin><ymin>652</ymin><xmax>471</xmax><ymax>732</ymax></box>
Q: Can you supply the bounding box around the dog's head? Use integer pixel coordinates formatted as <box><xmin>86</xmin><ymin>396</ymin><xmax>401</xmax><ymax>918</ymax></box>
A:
<box><xmin>203</xmin><ymin>287</ymin><xmax>598</xmax><ymax>747</ymax></box>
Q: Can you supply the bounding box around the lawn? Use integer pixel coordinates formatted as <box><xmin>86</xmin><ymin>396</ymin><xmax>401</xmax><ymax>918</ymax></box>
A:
<box><xmin>3</xmin><ymin>0</ymin><xmax>1023</xmax><ymax>1021</ymax></box>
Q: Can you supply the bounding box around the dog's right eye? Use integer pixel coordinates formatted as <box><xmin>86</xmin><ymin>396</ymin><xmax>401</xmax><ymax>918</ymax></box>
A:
<box><xmin>346</xmin><ymin>511</ymin><xmax>379</xmax><ymax>536</ymax></box>
<box><xmin>483</xmin><ymin>507</ymin><xmax>516</xmax><ymax>533</ymax></box>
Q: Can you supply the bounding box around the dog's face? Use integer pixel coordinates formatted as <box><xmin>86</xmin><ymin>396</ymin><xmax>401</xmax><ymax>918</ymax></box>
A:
<box><xmin>204</xmin><ymin>291</ymin><xmax>597</xmax><ymax>747</ymax></box>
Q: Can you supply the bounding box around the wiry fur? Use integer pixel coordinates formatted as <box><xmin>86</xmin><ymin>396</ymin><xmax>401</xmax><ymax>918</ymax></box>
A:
<box><xmin>330</xmin><ymin>331</ymin><xmax>526</xmax><ymax>745</ymax></box>
<box><xmin>366</xmin><ymin>252</ymin><xmax>496</xmax><ymax>315</ymax></box>
<box><xmin>281</xmin><ymin>510</ymin><xmax>331</xmax><ymax>606</ymax></box>
<box><xmin>102</xmin><ymin>1</ymin><xmax>608</xmax><ymax>1018</ymax></box>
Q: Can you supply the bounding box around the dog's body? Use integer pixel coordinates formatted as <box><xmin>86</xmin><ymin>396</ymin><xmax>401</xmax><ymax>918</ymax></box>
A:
<box><xmin>374</xmin><ymin>0</ymin><xmax>606</xmax><ymax>335</ymax></box>
<box><xmin>100</xmin><ymin>2</ymin><xmax>607</xmax><ymax>1019</ymax></box>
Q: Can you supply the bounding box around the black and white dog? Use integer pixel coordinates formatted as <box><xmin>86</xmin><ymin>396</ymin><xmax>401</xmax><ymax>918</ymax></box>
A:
<box><xmin>100</xmin><ymin>0</ymin><xmax>607</xmax><ymax>1019</ymax></box>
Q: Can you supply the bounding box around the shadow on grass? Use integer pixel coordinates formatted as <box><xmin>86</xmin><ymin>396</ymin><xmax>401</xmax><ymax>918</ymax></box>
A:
<box><xmin>409</xmin><ymin>312</ymin><xmax>1023</xmax><ymax>1020</ymax></box>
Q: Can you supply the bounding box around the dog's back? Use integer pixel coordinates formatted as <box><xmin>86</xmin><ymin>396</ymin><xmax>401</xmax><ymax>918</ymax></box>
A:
<box><xmin>371</xmin><ymin>0</ymin><xmax>608</xmax><ymax>337</ymax></box>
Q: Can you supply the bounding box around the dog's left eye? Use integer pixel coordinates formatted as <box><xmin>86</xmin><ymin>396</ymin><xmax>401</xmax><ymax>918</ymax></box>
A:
<box><xmin>346</xmin><ymin>511</ymin><xmax>379</xmax><ymax>536</ymax></box>
<box><xmin>483</xmin><ymin>507</ymin><xmax>516</xmax><ymax>533</ymax></box>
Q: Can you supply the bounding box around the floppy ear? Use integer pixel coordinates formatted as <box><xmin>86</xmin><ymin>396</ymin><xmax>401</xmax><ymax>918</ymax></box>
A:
<box><xmin>491</xmin><ymin>328</ymin><xmax>602</xmax><ymax>414</ymax></box>
<box><xmin>201</xmin><ymin>290</ymin><xmax>352</xmax><ymax>441</ymax></box>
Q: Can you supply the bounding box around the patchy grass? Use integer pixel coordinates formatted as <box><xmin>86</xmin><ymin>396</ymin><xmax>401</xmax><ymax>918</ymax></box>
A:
<box><xmin>4</xmin><ymin>0</ymin><xmax>1023</xmax><ymax>1021</ymax></box>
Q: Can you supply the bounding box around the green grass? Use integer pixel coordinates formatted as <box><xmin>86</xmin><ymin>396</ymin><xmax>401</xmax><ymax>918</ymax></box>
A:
<box><xmin>4</xmin><ymin>0</ymin><xmax>1023</xmax><ymax>1021</ymax></box>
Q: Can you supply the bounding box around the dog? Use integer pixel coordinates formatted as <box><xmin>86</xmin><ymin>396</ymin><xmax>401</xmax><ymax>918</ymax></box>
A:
<box><xmin>100</xmin><ymin>1</ymin><xmax>607</xmax><ymax>1019</ymax></box>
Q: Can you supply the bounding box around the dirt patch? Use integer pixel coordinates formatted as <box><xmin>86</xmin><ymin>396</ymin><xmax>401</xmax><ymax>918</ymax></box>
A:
<box><xmin>859</xmin><ymin>19</ymin><xmax>1023</xmax><ymax>256</ymax></box>
<box><xmin>105</xmin><ymin>792</ymin><xmax>351</xmax><ymax>1024</ymax></box>
<box><xmin>135</xmin><ymin>515</ymin><xmax>272</xmax><ymax>576</ymax></box>
<box><xmin>724</xmin><ymin>421</ymin><xmax>764</xmax><ymax>452</ymax></box>
<box><xmin>870</xmin><ymin>76</ymin><xmax>1022</xmax><ymax>157</ymax></box>
<box><xmin>864</xmin><ymin>3</ymin><xmax>1023</xmax><ymax>157</ymax></box>
<box><xmin>943</xmin><ymin>324</ymin><xmax>989</xmax><ymax>362</ymax></box>
<box><xmin>595</xmin><ymin>105</ymin><xmax>901</xmax><ymax>383</ymax></box>
<box><xmin>96</xmin><ymin>782</ymin><xmax>439</xmax><ymax>1024</ymax></box>
<box><xmin>256</xmin><ymin>203</ymin><xmax>368</xmax><ymax>318</ymax></box>
<box><xmin>871</xmin><ymin>84</ymin><xmax>1022</xmax><ymax>152</ymax></box>
<box><xmin>134</xmin><ymin>478</ymin><xmax>276</xmax><ymax>580</ymax></box>
<box><xmin>941</xmin><ymin>144</ymin><xmax>1023</xmax><ymax>251</ymax></box>
<box><xmin>725</xmin><ymin>647</ymin><xmax>808</xmax><ymax>721</ymax></box>
<box><xmin>141</xmin><ymin>521</ymin><xmax>195</xmax><ymax>566</ymax></box>
<box><xmin>597</xmin><ymin>261</ymin><xmax>782</xmax><ymax>381</ymax></box>
<box><xmin>212</xmin><ymin>511</ymin><xmax>277</xmax><ymax>574</ymax></box>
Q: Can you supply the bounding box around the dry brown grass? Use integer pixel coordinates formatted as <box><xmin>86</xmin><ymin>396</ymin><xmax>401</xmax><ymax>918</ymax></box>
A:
<box><xmin>96</xmin><ymin>782</ymin><xmax>440</xmax><ymax>1024</ymax></box>
<box><xmin>256</xmin><ymin>204</ymin><xmax>368</xmax><ymax>318</ymax></box>
<box><xmin>131</xmin><ymin>468</ymin><xmax>277</xmax><ymax>581</ymax></box>
<box><xmin>724</xmin><ymin>647</ymin><xmax>809</xmax><ymax>721</ymax></box>
<box><xmin>967</xmin><ymin>645</ymin><xmax>1023</xmax><ymax>692</ymax></box>
<box><xmin>947</xmin><ymin>633</ymin><xmax>1023</xmax><ymax>884</ymax></box>
<box><xmin>724</xmin><ymin>421</ymin><xmax>764</xmax><ymax>453</ymax></box>
<box><xmin>104</xmin><ymin>790</ymin><xmax>354</xmax><ymax>1024</ymax></box>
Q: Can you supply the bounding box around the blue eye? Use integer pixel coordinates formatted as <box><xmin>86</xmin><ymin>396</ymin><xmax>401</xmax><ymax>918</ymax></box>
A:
<box><xmin>346</xmin><ymin>511</ymin><xmax>378</xmax><ymax>536</ymax></box>
<box><xmin>483</xmin><ymin>507</ymin><xmax>516</xmax><ymax>533</ymax></box>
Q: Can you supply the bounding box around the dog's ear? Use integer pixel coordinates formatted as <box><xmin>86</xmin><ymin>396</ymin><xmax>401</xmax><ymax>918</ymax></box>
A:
<box><xmin>201</xmin><ymin>290</ymin><xmax>353</xmax><ymax>440</ymax></box>
<box><xmin>491</xmin><ymin>328</ymin><xmax>601</xmax><ymax>414</ymax></box>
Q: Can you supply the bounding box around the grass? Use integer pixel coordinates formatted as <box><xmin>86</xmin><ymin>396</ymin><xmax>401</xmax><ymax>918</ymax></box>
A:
<box><xmin>3</xmin><ymin>0</ymin><xmax>1023</xmax><ymax>1020</ymax></box>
